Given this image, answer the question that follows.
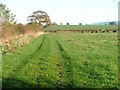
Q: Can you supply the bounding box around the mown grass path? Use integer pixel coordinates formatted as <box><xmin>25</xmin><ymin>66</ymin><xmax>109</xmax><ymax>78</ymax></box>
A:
<box><xmin>2</xmin><ymin>33</ymin><xmax>118</xmax><ymax>88</ymax></box>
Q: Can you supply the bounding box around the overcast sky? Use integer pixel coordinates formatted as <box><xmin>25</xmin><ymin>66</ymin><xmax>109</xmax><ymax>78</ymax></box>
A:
<box><xmin>1</xmin><ymin>0</ymin><xmax>119</xmax><ymax>25</ymax></box>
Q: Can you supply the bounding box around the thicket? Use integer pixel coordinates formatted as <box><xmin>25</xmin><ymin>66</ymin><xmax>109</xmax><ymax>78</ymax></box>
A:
<box><xmin>2</xmin><ymin>23</ymin><xmax>42</xmax><ymax>53</ymax></box>
<box><xmin>2</xmin><ymin>22</ymin><xmax>42</xmax><ymax>44</ymax></box>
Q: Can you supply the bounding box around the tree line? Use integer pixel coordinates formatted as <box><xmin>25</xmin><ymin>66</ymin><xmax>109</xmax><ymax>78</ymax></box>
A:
<box><xmin>51</xmin><ymin>22</ymin><xmax>117</xmax><ymax>25</ymax></box>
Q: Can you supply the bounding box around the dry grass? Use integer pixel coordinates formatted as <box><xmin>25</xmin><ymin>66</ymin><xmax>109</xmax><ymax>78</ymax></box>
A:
<box><xmin>1</xmin><ymin>22</ymin><xmax>43</xmax><ymax>53</ymax></box>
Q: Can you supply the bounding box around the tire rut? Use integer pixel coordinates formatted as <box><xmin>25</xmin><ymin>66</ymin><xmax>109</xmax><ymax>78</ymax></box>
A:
<box><xmin>8</xmin><ymin>36</ymin><xmax>46</xmax><ymax>76</ymax></box>
<box><xmin>55</xmin><ymin>39</ymin><xmax>75</xmax><ymax>87</ymax></box>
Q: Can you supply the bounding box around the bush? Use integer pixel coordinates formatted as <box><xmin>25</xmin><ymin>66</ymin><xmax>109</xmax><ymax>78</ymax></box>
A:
<box><xmin>2</xmin><ymin>22</ymin><xmax>42</xmax><ymax>45</ymax></box>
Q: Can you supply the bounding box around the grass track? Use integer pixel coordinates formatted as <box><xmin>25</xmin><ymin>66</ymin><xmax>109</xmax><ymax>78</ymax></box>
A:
<box><xmin>2</xmin><ymin>33</ymin><xmax>118</xmax><ymax>88</ymax></box>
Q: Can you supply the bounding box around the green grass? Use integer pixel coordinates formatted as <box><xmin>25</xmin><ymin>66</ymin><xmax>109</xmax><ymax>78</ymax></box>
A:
<box><xmin>2</xmin><ymin>33</ymin><xmax>118</xmax><ymax>88</ymax></box>
<box><xmin>44</xmin><ymin>25</ymin><xmax>118</xmax><ymax>31</ymax></box>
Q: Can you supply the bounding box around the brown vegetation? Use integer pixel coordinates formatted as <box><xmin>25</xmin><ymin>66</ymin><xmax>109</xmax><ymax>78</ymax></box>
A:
<box><xmin>2</xmin><ymin>23</ymin><xmax>42</xmax><ymax>44</ymax></box>
<box><xmin>1</xmin><ymin>22</ymin><xmax>43</xmax><ymax>53</ymax></box>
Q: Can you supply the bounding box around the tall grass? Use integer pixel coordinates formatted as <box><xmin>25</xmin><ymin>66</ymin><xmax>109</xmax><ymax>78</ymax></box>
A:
<box><xmin>1</xmin><ymin>22</ymin><xmax>42</xmax><ymax>53</ymax></box>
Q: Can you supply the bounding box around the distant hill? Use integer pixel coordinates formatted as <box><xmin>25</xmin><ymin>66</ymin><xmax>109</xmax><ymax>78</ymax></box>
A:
<box><xmin>91</xmin><ymin>21</ymin><xmax>119</xmax><ymax>25</ymax></box>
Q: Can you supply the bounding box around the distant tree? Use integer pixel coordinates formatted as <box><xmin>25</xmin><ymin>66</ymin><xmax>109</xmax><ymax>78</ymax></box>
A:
<box><xmin>79</xmin><ymin>23</ymin><xmax>82</xmax><ymax>25</ymax></box>
<box><xmin>66</xmin><ymin>23</ymin><xmax>69</xmax><ymax>25</ymax></box>
<box><xmin>60</xmin><ymin>23</ymin><xmax>63</xmax><ymax>25</ymax></box>
<box><xmin>27</xmin><ymin>10</ymin><xmax>51</xmax><ymax>27</ymax></box>
<box><xmin>109</xmin><ymin>22</ymin><xmax>117</xmax><ymax>25</ymax></box>
<box><xmin>52</xmin><ymin>22</ymin><xmax>57</xmax><ymax>25</ymax></box>
<box><xmin>0</xmin><ymin>3</ymin><xmax>16</xmax><ymax>24</ymax></box>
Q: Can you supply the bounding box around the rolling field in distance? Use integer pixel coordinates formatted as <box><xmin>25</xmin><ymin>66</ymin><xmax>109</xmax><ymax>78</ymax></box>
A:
<box><xmin>2</xmin><ymin>32</ymin><xmax>118</xmax><ymax>88</ymax></box>
<box><xmin>44</xmin><ymin>25</ymin><xmax>118</xmax><ymax>31</ymax></box>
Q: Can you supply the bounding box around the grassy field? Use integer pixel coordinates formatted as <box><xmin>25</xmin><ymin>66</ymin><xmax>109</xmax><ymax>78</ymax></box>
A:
<box><xmin>44</xmin><ymin>25</ymin><xmax>118</xmax><ymax>31</ymax></box>
<box><xmin>2</xmin><ymin>32</ymin><xmax>118</xmax><ymax>88</ymax></box>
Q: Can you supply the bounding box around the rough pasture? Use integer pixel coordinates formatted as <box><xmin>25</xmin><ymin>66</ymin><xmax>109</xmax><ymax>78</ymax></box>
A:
<box><xmin>2</xmin><ymin>32</ymin><xmax>118</xmax><ymax>88</ymax></box>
